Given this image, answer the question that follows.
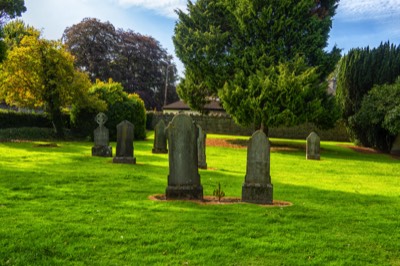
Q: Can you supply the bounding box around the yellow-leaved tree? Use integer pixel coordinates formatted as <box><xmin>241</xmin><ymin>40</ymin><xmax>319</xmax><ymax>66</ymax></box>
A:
<box><xmin>0</xmin><ymin>34</ymin><xmax>104</xmax><ymax>137</ymax></box>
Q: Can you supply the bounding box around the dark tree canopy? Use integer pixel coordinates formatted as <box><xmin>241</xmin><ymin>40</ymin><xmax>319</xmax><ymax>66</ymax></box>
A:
<box><xmin>174</xmin><ymin>0</ymin><xmax>341</xmax><ymax>130</ymax></box>
<box><xmin>63</xmin><ymin>18</ymin><xmax>178</xmax><ymax>110</ymax></box>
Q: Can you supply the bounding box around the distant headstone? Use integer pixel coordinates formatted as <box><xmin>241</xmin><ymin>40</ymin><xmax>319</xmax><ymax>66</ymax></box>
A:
<box><xmin>390</xmin><ymin>134</ymin><xmax>400</xmax><ymax>155</ymax></box>
<box><xmin>152</xmin><ymin>120</ymin><xmax>168</xmax><ymax>154</ymax></box>
<box><xmin>166</xmin><ymin>114</ymin><xmax>203</xmax><ymax>199</ymax></box>
<box><xmin>242</xmin><ymin>130</ymin><xmax>273</xmax><ymax>204</ymax></box>
<box><xmin>306</xmin><ymin>132</ymin><xmax>320</xmax><ymax>160</ymax></box>
<box><xmin>197</xmin><ymin>125</ymin><xmax>207</xmax><ymax>169</ymax></box>
<box><xmin>92</xmin><ymin>112</ymin><xmax>112</xmax><ymax>157</ymax></box>
<box><xmin>113</xmin><ymin>120</ymin><xmax>136</xmax><ymax>164</ymax></box>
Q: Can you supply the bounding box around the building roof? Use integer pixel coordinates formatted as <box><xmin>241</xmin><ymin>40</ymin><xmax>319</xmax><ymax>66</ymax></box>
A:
<box><xmin>163</xmin><ymin>100</ymin><xmax>224</xmax><ymax>111</ymax></box>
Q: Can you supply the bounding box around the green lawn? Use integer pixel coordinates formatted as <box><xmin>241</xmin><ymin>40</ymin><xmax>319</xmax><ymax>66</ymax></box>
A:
<box><xmin>0</xmin><ymin>132</ymin><xmax>399</xmax><ymax>265</ymax></box>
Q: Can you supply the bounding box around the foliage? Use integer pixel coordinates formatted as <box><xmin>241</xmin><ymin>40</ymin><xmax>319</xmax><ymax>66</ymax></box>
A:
<box><xmin>71</xmin><ymin>80</ymin><xmax>146</xmax><ymax>140</ymax></box>
<box><xmin>63</xmin><ymin>17</ymin><xmax>179</xmax><ymax>110</ymax></box>
<box><xmin>0</xmin><ymin>0</ymin><xmax>26</xmax><ymax>61</ymax></box>
<box><xmin>0</xmin><ymin>34</ymin><xmax>95</xmax><ymax>138</ymax></box>
<box><xmin>336</xmin><ymin>42</ymin><xmax>400</xmax><ymax>119</ymax></box>
<box><xmin>0</xmin><ymin>127</ymin><xmax>57</xmax><ymax>141</ymax></box>
<box><xmin>0</xmin><ymin>137</ymin><xmax>399</xmax><ymax>264</ymax></box>
<box><xmin>220</xmin><ymin>56</ymin><xmax>339</xmax><ymax>130</ymax></box>
<box><xmin>213</xmin><ymin>182</ymin><xmax>225</xmax><ymax>202</ymax></box>
<box><xmin>336</xmin><ymin>42</ymin><xmax>400</xmax><ymax>151</ymax></box>
<box><xmin>174</xmin><ymin>0</ymin><xmax>341</xmax><ymax>129</ymax></box>
<box><xmin>350</xmin><ymin>79</ymin><xmax>400</xmax><ymax>152</ymax></box>
<box><xmin>0</xmin><ymin>109</ymin><xmax>51</xmax><ymax>128</ymax></box>
<box><xmin>2</xmin><ymin>19</ymin><xmax>40</xmax><ymax>50</ymax></box>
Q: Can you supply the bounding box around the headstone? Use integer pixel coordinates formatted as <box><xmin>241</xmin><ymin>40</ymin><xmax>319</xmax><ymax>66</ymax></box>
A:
<box><xmin>152</xmin><ymin>120</ymin><xmax>168</xmax><ymax>154</ymax></box>
<box><xmin>197</xmin><ymin>125</ymin><xmax>207</xmax><ymax>169</ymax></box>
<box><xmin>113</xmin><ymin>120</ymin><xmax>136</xmax><ymax>164</ymax></box>
<box><xmin>391</xmin><ymin>134</ymin><xmax>400</xmax><ymax>155</ymax></box>
<box><xmin>306</xmin><ymin>132</ymin><xmax>320</xmax><ymax>160</ymax></box>
<box><xmin>242</xmin><ymin>130</ymin><xmax>273</xmax><ymax>204</ymax></box>
<box><xmin>91</xmin><ymin>112</ymin><xmax>112</xmax><ymax>157</ymax></box>
<box><xmin>166</xmin><ymin>114</ymin><xmax>203</xmax><ymax>199</ymax></box>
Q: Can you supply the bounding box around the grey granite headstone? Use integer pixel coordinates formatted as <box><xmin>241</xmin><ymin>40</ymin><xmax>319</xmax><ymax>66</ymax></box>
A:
<box><xmin>113</xmin><ymin>120</ymin><xmax>136</xmax><ymax>164</ymax></box>
<box><xmin>166</xmin><ymin>114</ymin><xmax>203</xmax><ymax>199</ymax></box>
<box><xmin>197</xmin><ymin>125</ymin><xmax>207</xmax><ymax>169</ymax></box>
<box><xmin>242</xmin><ymin>130</ymin><xmax>273</xmax><ymax>204</ymax></box>
<box><xmin>152</xmin><ymin>120</ymin><xmax>168</xmax><ymax>154</ymax></box>
<box><xmin>306</xmin><ymin>132</ymin><xmax>320</xmax><ymax>160</ymax></box>
<box><xmin>92</xmin><ymin>112</ymin><xmax>112</xmax><ymax>157</ymax></box>
<box><xmin>390</xmin><ymin>134</ymin><xmax>400</xmax><ymax>155</ymax></box>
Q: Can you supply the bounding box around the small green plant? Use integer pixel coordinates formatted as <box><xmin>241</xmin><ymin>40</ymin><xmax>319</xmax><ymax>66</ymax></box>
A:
<box><xmin>213</xmin><ymin>182</ymin><xmax>225</xmax><ymax>202</ymax></box>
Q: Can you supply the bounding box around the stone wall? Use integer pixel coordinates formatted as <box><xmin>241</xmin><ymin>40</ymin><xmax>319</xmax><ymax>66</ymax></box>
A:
<box><xmin>147</xmin><ymin>112</ymin><xmax>349</xmax><ymax>142</ymax></box>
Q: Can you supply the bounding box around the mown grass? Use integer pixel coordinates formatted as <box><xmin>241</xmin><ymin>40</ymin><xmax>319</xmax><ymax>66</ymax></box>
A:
<box><xmin>0</xmin><ymin>132</ymin><xmax>399</xmax><ymax>265</ymax></box>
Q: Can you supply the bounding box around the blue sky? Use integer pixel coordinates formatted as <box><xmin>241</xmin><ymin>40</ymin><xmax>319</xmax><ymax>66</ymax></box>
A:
<box><xmin>21</xmin><ymin>0</ymin><xmax>400</xmax><ymax>77</ymax></box>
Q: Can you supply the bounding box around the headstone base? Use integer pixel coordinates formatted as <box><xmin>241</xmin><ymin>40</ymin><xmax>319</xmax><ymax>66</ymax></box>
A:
<box><xmin>306</xmin><ymin>154</ymin><xmax>320</xmax><ymax>160</ymax></box>
<box><xmin>242</xmin><ymin>183</ymin><xmax>273</xmax><ymax>204</ymax></box>
<box><xmin>166</xmin><ymin>185</ymin><xmax>203</xmax><ymax>200</ymax></box>
<box><xmin>152</xmin><ymin>148</ymin><xmax>168</xmax><ymax>154</ymax></box>
<box><xmin>113</xmin><ymin>157</ymin><xmax>136</xmax><ymax>164</ymax></box>
<box><xmin>92</xmin><ymin>145</ymin><xmax>112</xmax><ymax>157</ymax></box>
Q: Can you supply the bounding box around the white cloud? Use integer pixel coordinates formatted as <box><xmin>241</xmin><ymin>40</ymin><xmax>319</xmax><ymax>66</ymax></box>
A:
<box><xmin>336</xmin><ymin>0</ymin><xmax>400</xmax><ymax>21</ymax></box>
<box><xmin>114</xmin><ymin>0</ymin><xmax>188</xmax><ymax>18</ymax></box>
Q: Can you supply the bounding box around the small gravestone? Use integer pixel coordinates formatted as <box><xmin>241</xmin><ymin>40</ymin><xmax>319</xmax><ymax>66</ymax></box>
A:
<box><xmin>166</xmin><ymin>114</ymin><xmax>203</xmax><ymax>199</ymax></box>
<box><xmin>242</xmin><ymin>130</ymin><xmax>273</xmax><ymax>204</ymax></box>
<box><xmin>113</xmin><ymin>120</ymin><xmax>136</xmax><ymax>164</ymax></box>
<box><xmin>92</xmin><ymin>112</ymin><xmax>112</xmax><ymax>157</ymax></box>
<box><xmin>306</xmin><ymin>132</ymin><xmax>320</xmax><ymax>160</ymax></box>
<box><xmin>152</xmin><ymin>120</ymin><xmax>168</xmax><ymax>154</ymax></box>
<box><xmin>197</xmin><ymin>124</ymin><xmax>207</xmax><ymax>169</ymax></box>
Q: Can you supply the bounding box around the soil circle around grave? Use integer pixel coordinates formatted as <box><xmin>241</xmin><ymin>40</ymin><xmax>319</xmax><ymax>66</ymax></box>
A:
<box><xmin>149</xmin><ymin>194</ymin><xmax>293</xmax><ymax>207</ymax></box>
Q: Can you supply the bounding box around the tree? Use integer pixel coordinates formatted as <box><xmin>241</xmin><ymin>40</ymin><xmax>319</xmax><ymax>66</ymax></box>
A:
<box><xmin>0</xmin><ymin>0</ymin><xmax>26</xmax><ymax>61</ymax></box>
<box><xmin>350</xmin><ymin>79</ymin><xmax>400</xmax><ymax>152</ymax></box>
<box><xmin>3</xmin><ymin>19</ymin><xmax>40</xmax><ymax>49</ymax></box>
<box><xmin>174</xmin><ymin>0</ymin><xmax>341</xmax><ymax>130</ymax></box>
<box><xmin>63</xmin><ymin>18</ymin><xmax>179</xmax><ymax>110</ymax></box>
<box><xmin>0</xmin><ymin>35</ymin><xmax>96</xmax><ymax>137</ymax></box>
<box><xmin>336</xmin><ymin>42</ymin><xmax>400</xmax><ymax>150</ymax></box>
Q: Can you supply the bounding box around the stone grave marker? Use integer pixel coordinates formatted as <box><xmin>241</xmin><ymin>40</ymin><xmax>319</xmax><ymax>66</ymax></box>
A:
<box><xmin>242</xmin><ymin>130</ymin><xmax>273</xmax><ymax>204</ymax></box>
<box><xmin>113</xmin><ymin>120</ymin><xmax>136</xmax><ymax>164</ymax></box>
<box><xmin>92</xmin><ymin>112</ymin><xmax>112</xmax><ymax>157</ymax></box>
<box><xmin>152</xmin><ymin>120</ymin><xmax>168</xmax><ymax>154</ymax></box>
<box><xmin>390</xmin><ymin>134</ymin><xmax>400</xmax><ymax>155</ymax></box>
<box><xmin>197</xmin><ymin>124</ymin><xmax>207</xmax><ymax>169</ymax></box>
<box><xmin>306</xmin><ymin>132</ymin><xmax>320</xmax><ymax>160</ymax></box>
<box><xmin>166</xmin><ymin>114</ymin><xmax>203</xmax><ymax>199</ymax></box>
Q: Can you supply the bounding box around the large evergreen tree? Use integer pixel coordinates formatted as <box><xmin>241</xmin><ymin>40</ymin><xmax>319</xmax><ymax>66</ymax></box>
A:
<box><xmin>174</xmin><ymin>0</ymin><xmax>341</xmax><ymax>130</ymax></box>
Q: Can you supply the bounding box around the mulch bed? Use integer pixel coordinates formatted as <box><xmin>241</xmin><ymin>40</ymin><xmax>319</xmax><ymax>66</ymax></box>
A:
<box><xmin>149</xmin><ymin>194</ymin><xmax>292</xmax><ymax>207</ymax></box>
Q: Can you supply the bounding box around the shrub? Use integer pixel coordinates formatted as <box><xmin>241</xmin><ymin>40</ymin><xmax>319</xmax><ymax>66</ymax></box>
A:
<box><xmin>71</xmin><ymin>80</ymin><xmax>146</xmax><ymax>140</ymax></box>
<box><xmin>350</xmin><ymin>78</ymin><xmax>400</xmax><ymax>152</ymax></box>
<box><xmin>0</xmin><ymin>109</ymin><xmax>52</xmax><ymax>129</ymax></box>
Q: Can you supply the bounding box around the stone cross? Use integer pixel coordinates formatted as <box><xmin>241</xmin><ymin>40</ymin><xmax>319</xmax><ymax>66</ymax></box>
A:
<box><xmin>306</xmin><ymin>132</ymin><xmax>320</xmax><ymax>160</ymax></box>
<box><xmin>242</xmin><ymin>130</ymin><xmax>273</xmax><ymax>204</ymax></box>
<box><xmin>113</xmin><ymin>120</ymin><xmax>136</xmax><ymax>164</ymax></box>
<box><xmin>152</xmin><ymin>120</ymin><xmax>168</xmax><ymax>154</ymax></box>
<box><xmin>197</xmin><ymin>124</ymin><xmax>207</xmax><ymax>169</ymax></box>
<box><xmin>166</xmin><ymin>114</ymin><xmax>203</xmax><ymax>199</ymax></box>
<box><xmin>92</xmin><ymin>112</ymin><xmax>112</xmax><ymax>157</ymax></box>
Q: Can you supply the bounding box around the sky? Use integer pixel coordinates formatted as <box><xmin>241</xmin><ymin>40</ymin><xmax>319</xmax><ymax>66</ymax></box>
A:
<box><xmin>20</xmin><ymin>0</ymin><xmax>400</xmax><ymax>77</ymax></box>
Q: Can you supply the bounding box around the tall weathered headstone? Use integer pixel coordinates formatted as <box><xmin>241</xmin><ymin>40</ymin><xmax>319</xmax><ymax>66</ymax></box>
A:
<box><xmin>166</xmin><ymin>114</ymin><xmax>203</xmax><ymax>199</ymax></box>
<box><xmin>242</xmin><ymin>130</ymin><xmax>273</xmax><ymax>204</ymax></box>
<box><xmin>197</xmin><ymin>124</ymin><xmax>207</xmax><ymax>169</ymax></box>
<box><xmin>152</xmin><ymin>120</ymin><xmax>168</xmax><ymax>154</ymax></box>
<box><xmin>390</xmin><ymin>134</ymin><xmax>400</xmax><ymax>155</ymax></box>
<box><xmin>92</xmin><ymin>112</ymin><xmax>112</xmax><ymax>157</ymax></box>
<box><xmin>113</xmin><ymin>120</ymin><xmax>136</xmax><ymax>164</ymax></box>
<box><xmin>306</xmin><ymin>132</ymin><xmax>320</xmax><ymax>160</ymax></box>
